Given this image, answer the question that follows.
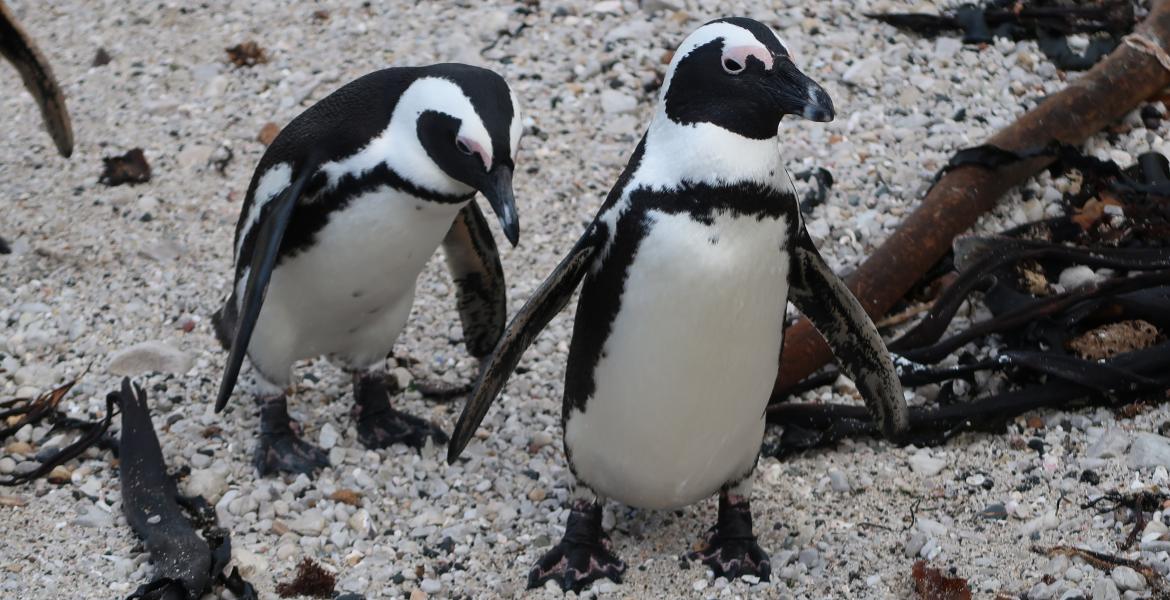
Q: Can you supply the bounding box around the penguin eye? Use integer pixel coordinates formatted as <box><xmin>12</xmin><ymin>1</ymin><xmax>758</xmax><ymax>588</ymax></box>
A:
<box><xmin>722</xmin><ymin>58</ymin><xmax>744</xmax><ymax>75</ymax></box>
<box><xmin>456</xmin><ymin>139</ymin><xmax>474</xmax><ymax>155</ymax></box>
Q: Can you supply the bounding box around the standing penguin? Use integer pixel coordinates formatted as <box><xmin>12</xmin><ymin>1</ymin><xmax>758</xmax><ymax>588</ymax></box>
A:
<box><xmin>448</xmin><ymin>18</ymin><xmax>908</xmax><ymax>591</ymax></box>
<box><xmin>215</xmin><ymin>64</ymin><xmax>523</xmax><ymax>476</ymax></box>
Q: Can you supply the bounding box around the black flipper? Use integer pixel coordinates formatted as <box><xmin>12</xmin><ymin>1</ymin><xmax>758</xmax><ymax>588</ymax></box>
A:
<box><xmin>447</xmin><ymin>233</ymin><xmax>601</xmax><ymax>462</ymax></box>
<box><xmin>787</xmin><ymin>227</ymin><xmax>909</xmax><ymax>440</ymax></box>
<box><xmin>441</xmin><ymin>202</ymin><xmax>507</xmax><ymax>358</ymax></box>
<box><xmin>215</xmin><ymin>161</ymin><xmax>318</xmax><ymax>413</ymax></box>
<box><xmin>0</xmin><ymin>2</ymin><xmax>73</xmax><ymax>157</ymax></box>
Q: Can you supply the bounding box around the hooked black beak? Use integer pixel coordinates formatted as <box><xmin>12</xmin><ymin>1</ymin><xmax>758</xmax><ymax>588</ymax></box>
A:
<box><xmin>479</xmin><ymin>164</ymin><xmax>519</xmax><ymax>247</ymax></box>
<box><xmin>770</xmin><ymin>59</ymin><xmax>835</xmax><ymax>123</ymax></box>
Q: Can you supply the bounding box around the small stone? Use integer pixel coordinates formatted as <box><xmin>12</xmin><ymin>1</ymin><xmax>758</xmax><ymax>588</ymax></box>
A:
<box><xmin>1111</xmin><ymin>566</ymin><xmax>1146</xmax><ymax>591</ymax></box>
<box><xmin>420</xmin><ymin>579</ymin><xmax>441</xmax><ymax>594</ymax></box>
<box><xmin>0</xmin><ymin>494</ymin><xmax>27</xmax><ymax>507</ymax></box>
<box><xmin>276</xmin><ymin>543</ymin><xmax>298</xmax><ymax>561</ymax></box>
<box><xmin>1087</xmin><ymin>428</ymin><xmax>1130</xmax><ymax>459</ymax></box>
<box><xmin>47</xmin><ymin>465</ymin><xmax>71</xmax><ymax>484</ymax></box>
<box><xmin>182</xmin><ymin>468</ymin><xmax>229</xmax><ymax>503</ymax></box>
<box><xmin>176</xmin><ymin>144</ymin><xmax>213</xmax><ymax>171</ymax></box>
<box><xmin>233</xmin><ymin>547</ymin><xmax>268</xmax><ymax>578</ymax></box>
<box><xmin>5</xmin><ymin>441</ymin><xmax>33</xmax><ymax>456</ymax></box>
<box><xmin>1129</xmin><ymin>433</ymin><xmax>1170</xmax><ymax>469</ymax></box>
<box><xmin>74</xmin><ymin>505</ymin><xmax>113</xmax><ymax>528</ymax></box>
<box><xmin>410</xmin><ymin>589</ymin><xmax>427</xmax><ymax>600</ymax></box>
<box><xmin>13</xmin><ymin>365</ymin><xmax>61</xmax><ymax>388</ymax></box>
<box><xmin>600</xmin><ymin>90</ymin><xmax>637</xmax><ymax>115</ymax></box>
<box><xmin>798</xmin><ymin>548</ymin><xmax>819</xmax><ymax>567</ymax></box>
<box><xmin>291</xmin><ymin>509</ymin><xmax>327</xmax><ymax>535</ymax></box>
<box><xmin>934</xmin><ymin>37</ymin><xmax>962</xmax><ymax>59</ymax></box>
<box><xmin>0</xmin><ymin>457</ymin><xmax>16</xmax><ymax>474</ymax></box>
<box><xmin>905</xmin><ymin>532</ymin><xmax>927</xmax><ymax>557</ymax></box>
<box><xmin>589</xmin><ymin>1</ymin><xmax>622</xmax><ymax>15</ymax></box>
<box><xmin>527</xmin><ymin>488</ymin><xmax>547</xmax><ymax>502</ymax></box>
<box><xmin>258</xmin><ymin>122</ymin><xmax>281</xmax><ymax>145</ymax></box>
<box><xmin>1093</xmin><ymin>576</ymin><xmax>1121</xmax><ymax>600</ymax></box>
<box><xmin>319</xmin><ymin>423</ymin><xmax>339</xmax><ymax>450</ymax></box>
<box><xmin>330</xmin><ymin>489</ymin><xmax>361</xmax><ymax>506</ymax></box>
<box><xmin>108</xmin><ymin>341</ymin><xmax>194</xmax><ymax>376</ymax></box>
<box><xmin>843</xmin><ymin>55</ymin><xmax>882</xmax><ymax>84</ymax></box>
<box><xmin>980</xmin><ymin>503</ymin><xmax>1008</xmax><ymax>520</ymax></box>
<box><xmin>828</xmin><ymin>469</ymin><xmax>851</xmax><ymax>493</ymax></box>
<box><xmin>909</xmin><ymin>450</ymin><xmax>947</xmax><ymax>476</ymax></box>
<box><xmin>1058</xmin><ymin>265</ymin><xmax>1103</xmax><ymax>291</ymax></box>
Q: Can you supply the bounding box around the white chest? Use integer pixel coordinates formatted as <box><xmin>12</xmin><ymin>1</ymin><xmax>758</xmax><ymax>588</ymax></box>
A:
<box><xmin>255</xmin><ymin>187</ymin><xmax>464</xmax><ymax>357</ymax></box>
<box><xmin>565</xmin><ymin>210</ymin><xmax>791</xmax><ymax>509</ymax></box>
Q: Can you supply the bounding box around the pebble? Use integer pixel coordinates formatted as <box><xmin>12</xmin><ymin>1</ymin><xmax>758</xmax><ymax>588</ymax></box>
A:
<box><xmin>843</xmin><ymin>55</ymin><xmax>882</xmax><ymax>84</ymax></box>
<box><xmin>182</xmin><ymin>468</ymin><xmax>229</xmax><ymax>502</ymax></box>
<box><xmin>827</xmin><ymin>469</ymin><xmax>850</xmax><ymax>493</ymax></box>
<box><xmin>1058</xmin><ymin>265</ymin><xmax>1103</xmax><ymax>290</ymax></box>
<box><xmin>319</xmin><ymin>423</ymin><xmax>339</xmax><ymax>450</ymax></box>
<box><xmin>1093</xmin><ymin>577</ymin><xmax>1121</xmax><ymax>600</ymax></box>
<box><xmin>291</xmin><ymin>509</ymin><xmax>327</xmax><ymax>535</ymax></box>
<box><xmin>1110</xmin><ymin>566</ymin><xmax>1145</xmax><ymax>591</ymax></box>
<box><xmin>108</xmin><ymin>341</ymin><xmax>194</xmax><ymax>376</ymax></box>
<box><xmin>909</xmin><ymin>449</ymin><xmax>947</xmax><ymax>476</ymax></box>
<box><xmin>1086</xmin><ymin>428</ymin><xmax>1130</xmax><ymax>459</ymax></box>
<box><xmin>419</xmin><ymin>579</ymin><xmax>441</xmax><ymax>594</ymax></box>
<box><xmin>1129</xmin><ymin>433</ymin><xmax>1170</xmax><ymax>469</ymax></box>
<box><xmin>599</xmin><ymin>90</ymin><xmax>637</xmax><ymax>114</ymax></box>
<box><xmin>0</xmin><ymin>457</ymin><xmax>15</xmax><ymax>474</ymax></box>
<box><xmin>74</xmin><ymin>505</ymin><xmax>113</xmax><ymax>528</ymax></box>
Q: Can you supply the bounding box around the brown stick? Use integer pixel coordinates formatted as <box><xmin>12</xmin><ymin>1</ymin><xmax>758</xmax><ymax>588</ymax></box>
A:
<box><xmin>771</xmin><ymin>0</ymin><xmax>1170</xmax><ymax>403</ymax></box>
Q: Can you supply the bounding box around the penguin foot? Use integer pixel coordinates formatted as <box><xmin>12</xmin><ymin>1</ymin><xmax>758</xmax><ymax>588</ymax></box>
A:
<box><xmin>353</xmin><ymin>372</ymin><xmax>448</xmax><ymax>449</ymax></box>
<box><xmin>253</xmin><ymin>394</ymin><xmax>330</xmax><ymax>477</ymax></box>
<box><xmin>688</xmin><ymin>495</ymin><xmax>770</xmax><ymax>581</ymax></box>
<box><xmin>253</xmin><ymin>431</ymin><xmax>331</xmax><ymax>477</ymax></box>
<box><xmin>355</xmin><ymin>407</ymin><xmax>448</xmax><ymax>449</ymax></box>
<box><xmin>527</xmin><ymin>501</ymin><xmax>626</xmax><ymax>592</ymax></box>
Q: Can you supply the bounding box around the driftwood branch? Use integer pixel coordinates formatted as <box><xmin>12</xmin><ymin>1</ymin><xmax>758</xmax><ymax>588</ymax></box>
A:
<box><xmin>771</xmin><ymin>0</ymin><xmax>1170</xmax><ymax>402</ymax></box>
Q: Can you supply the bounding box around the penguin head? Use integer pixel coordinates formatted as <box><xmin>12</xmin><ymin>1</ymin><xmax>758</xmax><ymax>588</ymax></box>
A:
<box><xmin>659</xmin><ymin>17</ymin><xmax>834</xmax><ymax>140</ymax></box>
<box><xmin>413</xmin><ymin>65</ymin><xmax>522</xmax><ymax>246</ymax></box>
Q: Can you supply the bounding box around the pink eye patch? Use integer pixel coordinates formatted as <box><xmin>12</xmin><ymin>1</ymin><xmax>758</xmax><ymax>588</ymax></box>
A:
<box><xmin>721</xmin><ymin>45</ymin><xmax>774</xmax><ymax>72</ymax></box>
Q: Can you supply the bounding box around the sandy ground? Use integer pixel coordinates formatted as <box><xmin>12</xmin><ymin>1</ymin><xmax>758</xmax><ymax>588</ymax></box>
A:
<box><xmin>2</xmin><ymin>0</ymin><xmax>1168</xmax><ymax>598</ymax></box>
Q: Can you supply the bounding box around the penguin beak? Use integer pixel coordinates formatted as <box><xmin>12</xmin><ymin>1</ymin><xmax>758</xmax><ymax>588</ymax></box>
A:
<box><xmin>769</xmin><ymin>59</ymin><xmax>835</xmax><ymax>123</ymax></box>
<box><xmin>479</xmin><ymin>164</ymin><xmax>520</xmax><ymax>247</ymax></box>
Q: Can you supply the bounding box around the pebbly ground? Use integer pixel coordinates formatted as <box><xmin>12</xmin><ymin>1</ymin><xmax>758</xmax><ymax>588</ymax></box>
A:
<box><xmin>2</xmin><ymin>0</ymin><xmax>1168</xmax><ymax>598</ymax></box>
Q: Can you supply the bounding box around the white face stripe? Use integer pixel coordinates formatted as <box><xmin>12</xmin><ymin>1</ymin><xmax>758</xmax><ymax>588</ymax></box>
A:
<box><xmin>236</xmin><ymin>162</ymin><xmax>292</xmax><ymax>261</ymax></box>
<box><xmin>660</xmin><ymin>21</ymin><xmax>787</xmax><ymax>104</ymax></box>
<box><xmin>319</xmin><ymin>77</ymin><xmax>493</xmax><ymax>196</ymax></box>
<box><xmin>508</xmin><ymin>89</ymin><xmax>523</xmax><ymax>161</ymax></box>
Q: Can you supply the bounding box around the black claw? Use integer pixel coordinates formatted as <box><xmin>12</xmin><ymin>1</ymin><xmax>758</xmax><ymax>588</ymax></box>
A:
<box><xmin>688</xmin><ymin>494</ymin><xmax>771</xmax><ymax>582</ymax></box>
<box><xmin>527</xmin><ymin>502</ymin><xmax>626</xmax><ymax>592</ymax></box>
<box><xmin>253</xmin><ymin>395</ymin><xmax>330</xmax><ymax>477</ymax></box>
<box><xmin>353</xmin><ymin>373</ymin><xmax>447</xmax><ymax>449</ymax></box>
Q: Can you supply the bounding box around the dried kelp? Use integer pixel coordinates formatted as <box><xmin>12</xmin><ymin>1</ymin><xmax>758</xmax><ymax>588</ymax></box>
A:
<box><xmin>766</xmin><ymin>144</ymin><xmax>1170</xmax><ymax>456</ymax></box>
<box><xmin>276</xmin><ymin>558</ymin><xmax>336</xmax><ymax>599</ymax></box>
<box><xmin>868</xmin><ymin>1</ymin><xmax>1135</xmax><ymax>70</ymax></box>
<box><xmin>99</xmin><ymin>148</ymin><xmax>152</xmax><ymax>186</ymax></box>
<box><xmin>115</xmin><ymin>378</ymin><xmax>257</xmax><ymax>600</ymax></box>
<box><xmin>912</xmin><ymin>560</ymin><xmax>972</xmax><ymax>600</ymax></box>
<box><xmin>0</xmin><ymin>377</ymin><xmax>121</xmax><ymax>487</ymax></box>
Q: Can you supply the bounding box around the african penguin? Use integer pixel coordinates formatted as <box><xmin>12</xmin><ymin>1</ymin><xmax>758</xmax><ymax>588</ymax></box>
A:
<box><xmin>214</xmin><ymin>64</ymin><xmax>523</xmax><ymax>477</ymax></box>
<box><xmin>448</xmin><ymin>18</ymin><xmax>908</xmax><ymax>591</ymax></box>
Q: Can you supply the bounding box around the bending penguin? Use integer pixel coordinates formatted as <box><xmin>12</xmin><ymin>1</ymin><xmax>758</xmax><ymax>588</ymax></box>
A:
<box><xmin>448</xmin><ymin>18</ymin><xmax>908</xmax><ymax>591</ymax></box>
<box><xmin>215</xmin><ymin>64</ymin><xmax>523</xmax><ymax>476</ymax></box>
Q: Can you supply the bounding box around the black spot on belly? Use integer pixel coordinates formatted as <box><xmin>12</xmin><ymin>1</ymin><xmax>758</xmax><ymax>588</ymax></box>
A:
<box><xmin>367</xmin><ymin>306</ymin><xmax>380</xmax><ymax>315</ymax></box>
<box><xmin>415</xmin><ymin>205</ymin><xmax>422</xmax><ymax>211</ymax></box>
<box><xmin>348</xmin><ymin>326</ymin><xmax>360</xmax><ymax>334</ymax></box>
<box><xmin>708</xmin><ymin>235</ymin><xmax>720</xmax><ymax>245</ymax></box>
<box><xmin>352</xmin><ymin>290</ymin><xmax>364</xmax><ymax>298</ymax></box>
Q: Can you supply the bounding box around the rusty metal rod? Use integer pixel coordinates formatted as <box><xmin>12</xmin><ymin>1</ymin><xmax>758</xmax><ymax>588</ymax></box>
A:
<box><xmin>771</xmin><ymin>0</ymin><xmax>1170</xmax><ymax>404</ymax></box>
